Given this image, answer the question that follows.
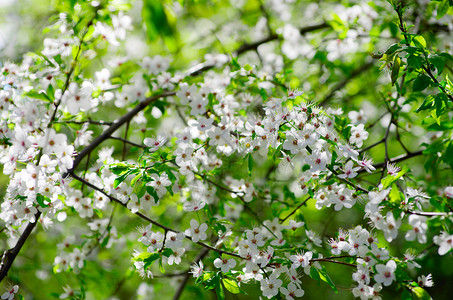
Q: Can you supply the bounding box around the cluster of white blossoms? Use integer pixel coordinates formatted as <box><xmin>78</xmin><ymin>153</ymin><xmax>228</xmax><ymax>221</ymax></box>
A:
<box><xmin>1</xmin><ymin>0</ymin><xmax>452</xmax><ymax>299</ymax></box>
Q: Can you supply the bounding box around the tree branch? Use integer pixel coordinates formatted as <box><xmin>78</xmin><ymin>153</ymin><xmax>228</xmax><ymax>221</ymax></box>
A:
<box><xmin>69</xmin><ymin>171</ymin><xmax>241</xmax><ymax>259</ymax></box>
<box><xmin>66</xmin><ymin>91</ymin><xmax>176</xmax><ymax>176</ymax></box>
<box><xmin>0</xmin><ymin>212</ymin><xmax>41</xmax><ymax>282</ymax></box>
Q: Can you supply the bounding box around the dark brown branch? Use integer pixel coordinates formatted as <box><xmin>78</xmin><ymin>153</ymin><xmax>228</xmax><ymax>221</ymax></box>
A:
<box><xmin>311</xmin><ymin>258</ymin><xmax>356</xmax><ymax>268</ymax></box>
<box><xmin>370</xmin><ymin>150</ymin><xmax>423</xmax><ymax>171</ymax></box>
<box><xmin>359</xmin><ymin>138</ymin><xmax>385</xmax><ymax>153</ymax></box>
<box><xmin>66</xmin><ymin>91</ymin><xmax>176</xmax><ymax>176</ymax></box>
<box><xmin>0</xmin><ymin>212</ymin><xmax>41</xmax><ymax>282</ymax></box>
<box><xmin>57</xmin><ymin>119</ymin><xmax>113</xmax><ymax>126</ymax></box>
<box><xmin>121</xmin><ymin>120</ymin><xmax>130</xmax><ymax>160</ymax></box>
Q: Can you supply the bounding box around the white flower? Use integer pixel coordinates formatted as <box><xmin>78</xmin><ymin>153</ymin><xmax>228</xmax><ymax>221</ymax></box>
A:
<box><xmin>280</xmin><ymin>282</ymin><xmax>304</xmax><ymax>300</ymax></box>
<box><xmin>348</xmin><ymin>110</ymin><xmax>367</xmax><ymax>124</ymax></box>
<box><xmin>185</xmin><ymin>219</ymin><xmax>208</xmax><ymax>243</ymax></box>
<box><xmin>144</xmin><ymin>134</ymin><xmax>167</xmax><ymax>152</ymax></box>
<box><xmin>193</xmin><ymin>117</ymin><xmax>213</xmax><ymax>131</ymax></box>
<box><xmin>338</xmin><ymin>161</ymin><xmax>360</xmax><ymax>179</ymax></box>
<box><xmin>352</xmin><ymin>284</ymin><xmax>372</xmax><ymax>300</ymax></box>
<box><xmin>165</xmin><ymin>232</ymin><xmax>185</xmax><ymax>251</ymax></box>
<box><xmin>289</xmin><ymin>251</ymin><xmax>312</xmax><ymax>269</ymax></box>
<box><xmin>127</xmin><ymin>194</ymin><xmax>140</xmax><ymax>213</ymax></box>
<box><xmin>338</xmin><ymin>144</ymin><xmax>359</xmax><ymax>159</ymax></box>
<box><xmin>386</xmin><ymin>162</ymin><xmax>401</xmax><ymax>176</ymax></box>
<box><xmin>1</xmin><ymin>285</ymin><xmax>19</xmax><ymax>300</ymax></box>
<box><xmin>417</xmin><ymin>274</ymin><xmax>434</xmax><ymax>288</ymax></box>
<box><xmin>260</xmin><ymin>275</ymin><xmax>282</xmax><ymax>299</ymax></box>
<box><xmin>332</xmin><ymin>187</ymin><xmax>355</xmax><ymax>211</ymax></box>
<box><xmin>213</xmin><ymin>258</ymin><xmax>236</xmax><ymax>273</ymax></box>
<box><xmin>352</xmin><ymin>265</ymin><xmax>370</xmax><ymax>285</ymax></box>
<box><xmin>94</xmin><ymin>22</ymin><xmax>119</xmax><ymax>46</ymax></box>
<box><xmin>405</xmin><ymin>215</ymin><xmax>427</xmax><ymax>243</ymax></box>
<box><xmin>168</xmin><ymin>247</ymin><xmax>185</xmax><ymax>265</ymax></box>
<box><xmin>382</xmin><ymin>212</ymin><xmax>401</xmax><ymax>242</ymax></box>
<box><xmin>141</xmin><ymin>55</ymin><xmax>170</xmax><ymax>75</ymax></box>
<box><xmin>284</xmin><ymin>220</ymin><xmax>304</xmax><ymax>231</ymax></box>
<box><xmin>111</xmin><ymin>12</ymin><xmax>132</xmax><ymax>40</ymax></box>
<box><xmin>137</xmin><ymin>224</ymin><xmax>153</xmax><ymax>245</ymax></box>
<box><xmin>190</xmin><ymin>261</ymin><xmax>204</xmax><ymax>278</ymax></box>
<box><xmin>176</xmin><ymin>83</ymin><xmax>199</xmax><ymax>104</ymax></box>
<box><xmin>433</xmin><ymin>232</ymin><xmax>453</xmax><ymax>255</ymax></box>
<box><xmin>349</xmin><ymin>124</ymin><xmax>369</xmax><ymax>148</ymax></box>
<box><xmin>374</xmin><ymin>260</ymin><xmax>396</xmax><ymax>286</ymax></box>
<box><xmin>287</xmin><ymin>89</ymin><xmax>304</xmax><ymax>99</ymax></box>
<box><xmin>305</xmin><ymin>151</ymin><xmax>328</xmax><ymax>173</ymax></box>
<box><xmin>445</xmin><ymin>186</ymin><xmax>453</xmax><ymax>198</ymax></box>
<box><xmin>146</xmin><ymin>232</ymin><xmax>164</xmax><ymax>252</ymax></box>
<box><xmin>146</xmin><ymin>172</ymin><xmax>171</xmax><ymax>198</ymax></box>
<box><xmin>63</xmin><ymin>82</ymin><xmax>92</xmax><ymax>115</ymax></box>
<box><xmin>69</xmin><ymin>248</ymin><xmax>85</xmax><ymax>270</ymax></box>
<box><xmin>357</xmin><ymin>155</ymin><xmax>375</xmax><ymax>173</ymax></box>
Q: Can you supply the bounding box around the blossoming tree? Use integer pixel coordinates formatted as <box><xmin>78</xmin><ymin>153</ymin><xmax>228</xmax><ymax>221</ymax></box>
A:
<box><xmin>0</xmin><ymin>0</ymin><xmax>452</xmax><ymax>299</ymax></box>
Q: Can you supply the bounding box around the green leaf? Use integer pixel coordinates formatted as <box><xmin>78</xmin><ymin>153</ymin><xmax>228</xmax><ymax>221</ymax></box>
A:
<box><xmin>381</xmin><ymin>166</ymin><xmax>409</xmax><ymax>189</ymax></box>
<box><xmin>391</xmin><ymin>56</ymin><xmax>401</xmax><ymax>85</ymax></box>
<box><xmin>46</xmin><ymin>84</ymin><xmax>55</xmax><ymax>101</ymax></box>
<box><xmin>413</xmin><ymin>74</ymin><xmax>432</xmax><ymax>92</ymax></box>
<box><xmin>443</xmin><ymin>141</ymin><xmax>453</xmax><ymax>169</ymax></box>
<box><xmin>159</xmin><ymin>257</ymin><xmax>165</xmax><ymax>274</ymax></box>
<box><xmin>413</xmin><ymin>35</ymin><xmax>427</xmax><ymax>49</ymax></box>
<box><xmin>216</xmin><ymin>280</ymin><xmax>225</xmax><ymax>300</ymax></box>
<box><xmin>309</xmin><ymin>266</ymin><xmax>321</xmax><ymax>284</ymax></box>
<box><xmin>389</xmin><ymin>183</ymin><xmax>402</xmax><ymax>203</ymax></box>
<box><xmin>429</xmin><ymin>55</ymin><xmax>446</xmax><ymax>75</ymax></box>
<box><xmin>283</xmin><ymin>185</ymin><xmax>295</xmax><ymax>201</ymax></box>
<box><xmin>110</xmin><ymin>164</ymin><xmax>129</xmax><ymax>175</ymax></box>
<box><xmin>318</xmin><ymin>268</ymin><xmax>338</xmax><ymax>293</ymax></box>
<box><xmin>25</xmin><ymin>91</ymin><xmax>51</xmax><ymax>102</ymax></box>
<box><xmin>407</xmin><ymin>54</ymin><xmax>423</xmax><ymax>71</ymax></box>
<box><xmin>36</xmin><ymin>194</ymin><xmax>49</xmax><ymax>208</ymax></box>
<box><xmin>416</xmin><ymin>95</ymin><xmax>434</xmax><ymax>112</ymax></box>
<box><xmin>411</xmin><ymin>286</ymin><xmax>432</xmax><ymax>300</ymax></box>
<box><xmin>133</xmin><ymin>252</ymin><xmax>156</xmax><ymax>261</ymax></box>
<box><xmin>429</xmin><ymin>196</ymin><xmax>444</xmax><ymax>211</ymax></box>
<box><xmin>401</xmin><ymin>289</ymin><xmax>413</xmax><ymax>300</ymax></box>
<box><xmin>247</xmin><ymin>153</ymin><xmax>254</xmax><ymax>176</ymax></box>
<box><xmin>385</xmin><ymin>43</ymin><xmax>401</xmax><ymax>55</ymax></box>
<box><xmin>222</xmin><ymin>278</ymin><xmax>240</xmax><ymax>294</ymax></box>
<box><xmin>146</xmin><ymin>186</ymin><xmax>160</xmax><ymax>203</ymax></box>
<box><xmin>131</xmin><ymin>172</ymin><xmax>142</xmax><ymax>186</ymax></box>
<box><xmin>434</xmin><ymin>93</ymin><xmax>447</xmax><ymax>118</ymax></box>
<box><xmin>437</xmin><ymin>0</ymin><xmax>450</xmax><ymax>19</ymax></box>
<box><xmin>162</xmin><ymin>248</ymin><xmax>174</xmax><ymax>257</ymax></box>
<box><xmin>142</xmin><ymin>0</ymin><xmax>174</xmax><ymax>41</ymax></box>
<box><xmin>143</xmin><ymin>253</ymin><xmax>161</xmax><ymax>269</ymax></box>
<box><xmin>114</xmin><ymin>170</ymin><xmax>132</xmax><ymax>188</ymax></box>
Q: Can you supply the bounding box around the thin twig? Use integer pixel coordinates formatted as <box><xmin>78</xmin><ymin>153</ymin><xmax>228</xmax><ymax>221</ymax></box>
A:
<box><xmin>109</xmin><ymin>136</ymin><xmax>146</xmax><ymax>149</ymax></box>
<box><xmin>173</xmin><ymin>247</ymin><xmax>210</xmax><ymax>300</ymax></box>
<box><xmin>279</xmin><ymin>197</ymin><xmax>311</xmax><ymax>223</ymax></box>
